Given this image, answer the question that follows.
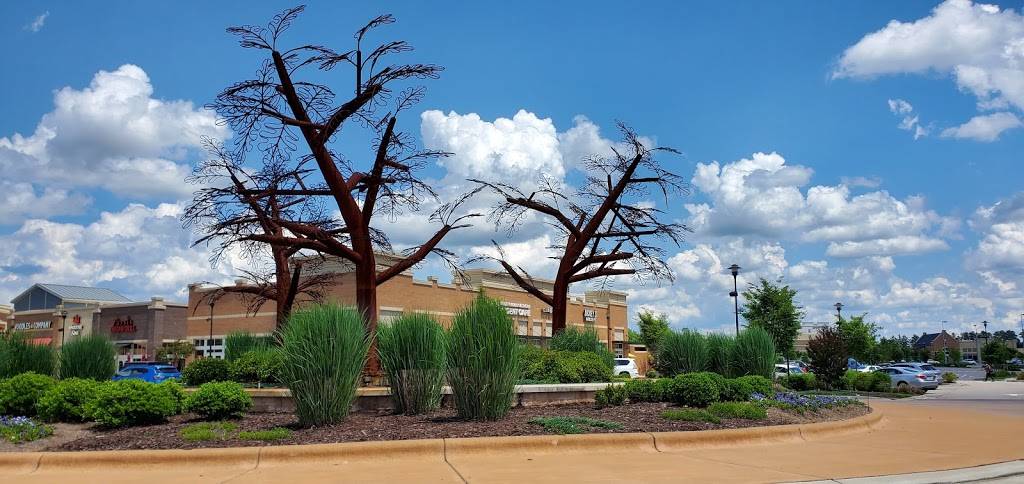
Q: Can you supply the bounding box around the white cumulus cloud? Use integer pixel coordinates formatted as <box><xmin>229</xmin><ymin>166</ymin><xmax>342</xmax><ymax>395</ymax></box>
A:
<box><xmin>940</xmin><ymin>111</ymin><xmax>1023</xmax><ymax>141</ymax></box>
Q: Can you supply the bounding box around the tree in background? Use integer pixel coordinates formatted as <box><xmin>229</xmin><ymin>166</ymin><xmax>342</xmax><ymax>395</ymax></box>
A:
<box><xmin>635</xmin><ymin>310</ymin><xmax>670</xmax><ymax>362</ymax></box>
<box><xmin>472</xmin><ymin>125</ymin><xmax>689</xmax><ymax>334</ymax></box>
<box><xmin>982</xmin><ymin>340</ymin><xmax>1016</xmax><ymax>365</ymax></box>
<box><xmin>993</xmin><ymin>330</ymin><xmax>1021</xmax><ymax>346</ymax></box>
<box><xmin>740</xmin><ymin>278</ymin><xmax>802</xmax><ymax>359</ymax></box>
<box><xmin>837</xmin><ymin>314</ymin><xmax>879</xmax><ymax>363</ymax></box>
<box><xmin>807</xmin><ymin>326</ymin><xmax>847</xmax><ymax>389</ymax></box>
<box><xmin>156</xmin><ymin>341</ymin><xmax>195</xmax><ymax>370</ymax></box>
<box><xmin>947</xmin><ymin>347</ymin><xmax>962</xmax><ymax>366</ymax></box>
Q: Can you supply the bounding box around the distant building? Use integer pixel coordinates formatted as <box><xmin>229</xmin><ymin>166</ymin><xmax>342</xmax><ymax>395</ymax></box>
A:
<box><xmin>0</xmin><ymin>304</ymin><xmax>11</xmax><ymax>332</ymax></box>
<box><xmin>794</xmin><ymin>323</ymin><xmax>830</xmax><ymax>353</ymax></box>
<box><xmin>912</xmin><ymin>331</ymin><xmax>959</xmax><ymax>357</ymax></box>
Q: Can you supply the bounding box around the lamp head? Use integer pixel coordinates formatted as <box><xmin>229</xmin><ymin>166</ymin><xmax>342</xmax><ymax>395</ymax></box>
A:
<box><xmin>728</xmin><ymin>264</ymin><xmax>741</xmax><ymax>277</ymax></box>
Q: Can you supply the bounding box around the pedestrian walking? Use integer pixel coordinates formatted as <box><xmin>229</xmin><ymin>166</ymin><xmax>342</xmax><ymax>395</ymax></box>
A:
<box><xmin>983</xmin><ymin>363</ymin><xmax>994</xmax><ymax>381</ymax></box>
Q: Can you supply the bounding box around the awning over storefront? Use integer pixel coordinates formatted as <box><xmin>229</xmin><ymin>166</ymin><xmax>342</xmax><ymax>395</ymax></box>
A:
<box><xmin>28</xmin><ymin>337</ymin><xmax>52</xmax><ymax>346</ymax></box>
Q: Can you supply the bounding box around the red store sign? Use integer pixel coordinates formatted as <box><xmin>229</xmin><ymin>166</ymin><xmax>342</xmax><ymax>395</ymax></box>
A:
<box><xmin>111</xmin><ymin>316</ymin><xmax>137</xmax><ymax>334</ymax></box>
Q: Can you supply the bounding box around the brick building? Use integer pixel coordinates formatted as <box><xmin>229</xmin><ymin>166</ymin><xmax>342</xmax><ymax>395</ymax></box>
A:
<box><xmin>0</xmin><ymin>304</ymin><xmax>11</xmax><ymax>332</ymax></box>
<box><xmin>187</xmin><ymin>257</ymin><xmax>630</xmax><ymax>359</ymax></box>
<box><xmin>913</xmin><ymin>331</ymin><xmax>959</xmax><ymax>357</ymax></box>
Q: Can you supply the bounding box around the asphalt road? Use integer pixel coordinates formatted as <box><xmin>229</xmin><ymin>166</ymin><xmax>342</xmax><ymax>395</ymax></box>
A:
<box><xmin>905</xmin><ymin>380</ymin><xmax>1024</xmax><ymax>417</ymax></box>
<box><xmin>934</xmin><ymin>366</ymin><xmax>985</xmax><ymax>381</ymax></box>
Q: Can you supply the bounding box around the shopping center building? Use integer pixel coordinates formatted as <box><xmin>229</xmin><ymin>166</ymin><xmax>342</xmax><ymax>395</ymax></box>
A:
<box><xmin>4</xmin><ymin>283</ymin><xmax>188</xmax><ymax>365</ymax></box>
<box><xmin>187</xmin><ymin>256</ymin><xmax>632</xmax><ymax>359</ymax></box>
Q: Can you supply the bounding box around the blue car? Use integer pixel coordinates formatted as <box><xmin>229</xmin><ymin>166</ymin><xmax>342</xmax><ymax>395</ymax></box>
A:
<box><xmin>112</xmin><ymin>362</ymin><xmax>182</xmax><ymax>382</ymax></box>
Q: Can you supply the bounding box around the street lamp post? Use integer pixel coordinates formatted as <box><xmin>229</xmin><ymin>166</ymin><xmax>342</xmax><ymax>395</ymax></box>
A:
<box><xmin>58</xmin><ymin>308</ymin><xmax>68</xmax><ymax>346</ymax></box>
<box><xmin>834</xmin><ymin>302</ymin><xmax>843</xmax><ymax>324</ymax></box>
<box><xmin>207</xmin><ymin>299</ymin><xmax>215</xmax><ymax>358</ymax></box>
<box><xmin>728</xmin><ymin>264</ymin><xmax>741</xmax><ymax>335</ymax></box>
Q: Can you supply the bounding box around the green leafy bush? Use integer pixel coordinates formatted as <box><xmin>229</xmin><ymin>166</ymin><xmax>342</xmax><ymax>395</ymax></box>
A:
<box><xmin>528</xmin><ymin>416</ymin><xmax>622</xmax><ymax>434</ymax></box>
<box><xmin>594</xmin><ymin>384</ymin><xmax>627</xmax><ymax>408</ymax></box>
<box><xmin>520</xmin><ymin>348</ymin><xmax>611</xmax><ymax>384</ymax></box>
<box><xmin>870</xmin><ymin>372</ymin><xmax>892</xmax><ymax>392</ymax></box>
<box><xmin>657</xmin><ymin>330</ymin><xmax>708</xmax><ymax>377</ymax></box>
<box><xmin>736</xmin><ymin>375</ymin><xmax>773</xmax><ymax>397</ymax></box>
<box><xmin>229</xmin><ymin>348</ymin><xmax>284</xmax><ymax>387</ymax></box>
<box><xmin>720</xmin><ymin>378</ymin><xmax>754</xmax><ymax>402</ymax></box>
<box><xmin>623</xmin><ymin>378</ymin><xmax>665</xmax><ymax>402</ymax></box>
<box><xmin>185</xmin><ymin>381</ymin><xmax>252</xmax><ymax>420</ymax></box>
<box><xmin>708</xmin><ymin>401</ymin><xmax>767</xmax><ymax>420</ymax></box>
<box><xmin>0</xmin><ymin>372</ymin><xmax>56</xmax><ymax>417</ymax></box>
<box><xmin>668</xmin><ymin>372</ymin><xmax>720</xmax><ymax>407</ymax></box>
<box><xmin>661</xmin><ymin>408</ymin><xmax>720</xmax><ymax>424</ymax></box>
<box><xmin>446</xmin><ymin>293</ymin><xmax>519</xmax><ymax>421</ymax></box>
<box><xmin>57</xmin><ymin>335</ymin><xmax>116</xmax><ymax>381</ymax></box>
<box><xmin>783</xmin><ymin>373</ymin><xmax>817</xmax><ymax>391</ymax></box>
<box><xmin>645</xmin><ymin>369</ymin><xmax>660</xmax><ymax>379</ymax></box>
<box><xmin>0</xmin><ymin>332</ymin><xmax>55</xmax><ymax>378</ymax></box>
<box><xmin>224</xmin><ymin>331</ymin><xmax>274</xmax><ymax>362</ymax></box>
<box><xmin>37</xmin><ymin>378</ymin><xmax>100</xmax><ymax>422</ymax></box>
<box><xmin>550</xmin><ymin>327</ymin><xmax>615</xmax><ymax>370</ymax></box>
<box><xmin>731</xmin><ymin>327</ymin><xmax>776</xmax><ymax>378</ymax></box>
<box><xmin>706</xmin><ymin>333</ymin><xmax>736</xmax><ymax>377</ymax></box>
<box><xmin>377</xmin><ymin>313</ymin><xmax>447</xmax><ymax>415</ymax></box>
<box><xmin>86</xmin><ymin>380</ymin><xmax>178</xmax><ymax>428</ymax></box>
<box><xmin>279</xmin><ymin>304</ymin><xmax>369</xmax><ymax>427</ymax></box>
<box><xmin>183</xmin><ymin>358</ymin><xmax>230</xmax><ymax>386</ymax></box>
<box><xmin>942</xmin><ymin>372</ymin><xmax>958</xmax><ymax>384</ymax></box>
<box><xmin>157</xmin><ymin>380</ymin><xmax>186</xmax><ymax>414</ymax></box>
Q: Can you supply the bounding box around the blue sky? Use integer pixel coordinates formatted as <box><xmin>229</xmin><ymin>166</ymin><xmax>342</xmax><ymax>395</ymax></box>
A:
<box><xmin>2</xmin><ymin>1</ymin><xmax>1023</xmax><ymax>336</ymax></box>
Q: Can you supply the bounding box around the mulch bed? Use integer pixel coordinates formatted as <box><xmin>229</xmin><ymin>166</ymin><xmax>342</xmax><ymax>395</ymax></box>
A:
<box><xmin>48</xmin><ymin>403</ymin><xmax>870</xmax><ymax>452</ymax></box>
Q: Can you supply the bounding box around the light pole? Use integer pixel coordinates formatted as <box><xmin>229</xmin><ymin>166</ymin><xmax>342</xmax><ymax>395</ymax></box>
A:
<box><xmin>58</xmin><ymin>308</ymin><xmax>68</xmax><ymax>346</ymax></box>
<box><xmin>834</xmin><ymin>302</ymin><xmax>843</xmax><ymax>324</ymax></box>
<box><xmin>974</xmin><ymin>323</ymin><xmax>980</xmax><ymax>364</ymax></box>
<box><xmin>941</xmin><ymin>320</ymin><xmax>948</xmax><ymax>364</ymax></box>
<box><xmin>728</xmin><ymin>264</ymin><xmax>741</xmax><ymax>335</ymax></box>
<box><xmin>207</xmin><ymin>299</ymin><xmax>215</xmax><ymax>358</ymax></box>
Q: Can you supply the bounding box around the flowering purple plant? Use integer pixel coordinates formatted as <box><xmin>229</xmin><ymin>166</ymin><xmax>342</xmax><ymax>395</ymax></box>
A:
<box><xmin>0</xmin><ymin>415</ymin><xmax>54</xmax><ymax>443</ymax></box>
<box><xmin>768</xmin><ymin>392</ymin><xmax>861</xmax><ymax>409</ymax></box>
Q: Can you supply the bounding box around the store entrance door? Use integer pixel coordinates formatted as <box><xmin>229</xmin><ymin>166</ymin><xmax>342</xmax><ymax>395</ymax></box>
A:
<box><xmin>116</xmin><ymin>342</ymin><xmax>147</xmax><ymax>367</ymax></box>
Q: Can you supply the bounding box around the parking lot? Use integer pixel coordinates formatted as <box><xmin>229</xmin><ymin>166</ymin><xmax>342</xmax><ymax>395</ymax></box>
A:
<box><xmin>933</xmin><ymin>366</ymin><xmax>985</xmax><ymax>381</ymax></box>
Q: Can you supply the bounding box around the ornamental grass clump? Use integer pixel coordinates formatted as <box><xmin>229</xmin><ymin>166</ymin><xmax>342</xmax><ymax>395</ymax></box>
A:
<box><xmin>706</xmin><ymin>333</ymin><xmax>736</xmax><ymax>377</ymax></box>
<box><xmin>377</xmin><ymin>313</ymin><xmax>447</xmax><ymax>415</ymax></box>
<box><xmin>731</xmin><ymin>327</ymin><xmax>776</xmax><ymax>378</ymax></box>
<box><xmin>224</xmin><ymin>331</ymin><xmax>275</xmax><ymax>362</ymax></box>
<box><xmin>57</xmin><ymin>335</ymin><xmax>116</xmax><ymax>381</ymax></box>
<box><xmin>0</xmin><ymin>332</ymin><xmax>55</xmax><ymax>378</ymax></box>
<box><xmin>446</xmin><ymin>293</ymin><xmax>519</xmax><ymax>421</ymax></box>
<box><xmin>657</xmin><ymin>330</ymin><xmax>708</xmax><ymax>376</ymax></box>
<box><xmin>279</xmin><ymin>304</ymin><xmax>369</xmax><ymax>427</ymax></box>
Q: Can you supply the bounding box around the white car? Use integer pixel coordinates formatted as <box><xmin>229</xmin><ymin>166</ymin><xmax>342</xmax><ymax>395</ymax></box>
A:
<box><xmin>613</xmin><ymin>358</ymin><xmax>640</xmax><ymax>378</ymax></box>
<box><xmin>857</xmin><ymin>365</ymin><xmax>881</xmax><ymax>373</ymax></box>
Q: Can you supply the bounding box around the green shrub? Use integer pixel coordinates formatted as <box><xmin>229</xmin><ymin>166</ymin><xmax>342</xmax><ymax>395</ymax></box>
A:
<box><xmin>0</xmin><ymin>372</ymin><xmax>56</xmax><ymax>417</ymax></box>
<box><xmin>807</xmin><ymin>326</ymin><xmax>846</xmax><ymax>389</ymax></box>
<box><xmin>238</xmin><ymin>427</ymin><xmax>291</xmax><ymax>441</ymax></box>
<box><xmin>87</xmin><ymin>380</ymin><xmax>178</xmax><ymax>428</ymax></box>
<box><xmin>783</xmin><ymin>373</ymin><xmax>817</xmax><ymax>391</ymax></box>
<box><xmin>446</xmin><ymin>293</ymin><xmax>519</xmax><ymax>421</ymax></box>
<box><xmin>529</xmin><ymin>416</ymin><xmax>622</xmax><ymax>434</ymax></box>
<box><xmin>37</xmin><ymin>378</ymin><xmax>101</xmax><ymax>422</ymax></box>
<box><xmin>520</xmin><ymin>348</ymin><xmax>612</xmax><ymax>384</ymax></box>
<box><xmin>942</xmin><ymin>372</ymin><xmax>958</xmax><ymax>384</ymax></box>
<box><xmin>657</xmin><ymin>330</ymin><xmax>708</xmax><ymax>377</ymax></box>
<box><xmin>183</xmin><ymin>358</ymin><xmax>230</xmax><ymax>386</ymax></box>
<box><xmin>661</xmin><ymin>408</ymin><xmax>720</xmax><ymax>424</ymax></box>
<box><xmin>668</xmin><ymin>372</ymin><xmax>720</xmax><ymax>407</ymax></box>
<box><xmin>720</xmin><ymin>378</ymin><xmax>755</xmax><ymax>402</ymax></box>
<box><xmin>224</xmin><ymin>331</ymin><xmax>274</xmax><ymax>362</ymax></box>
<box><xmin>57</xmin><ymin>335</ymin><xmax>116</xmax><ymax>381</ymax></box>
<box><xmin>180</xmin><ymin>421</ymin><xmax>238</xmax><ymax>442</ymax></box>
<box><xmin>594</xmin><ymin>384</ymin><xmax>627</xmax><ymax>408</ymax></box>
<box><xmin>279</xmin><ymin>304</ymin><xmax>369</xmax><ymax>427</ymax></box>
<box><xmin>870</xmin><ymin>372</ymin><xmax>892</xmax><ymax>392</ymax></box>
<box><xmin>708</xmin><ymin>401</ymin><xmax>767</xmax><ymax>420</ymax></box>
<box><xmin>731</xmin><ymin>327</ymin><xmax>776</xmax><ymax>378</ymax></box>
<box><xmin>736</xmin><ymin>375</ymin><xmax>773</xmax><ymax>397</ymax></box>
<box><xmin>229</xmin><ymin>348</ymin><xmax>284</xmax><ymax>387</ymax></box>
<box><xmin>696</xmin><ymin>371</ymin><xmax>727</xmax><ymax>395</ymax></box>
<box><xmin>377</xmin><ymin>313</ymin><xmax>447</xmax><ymax>415</ymax></box>
<box><xmin>550</xmin><ymin>327</ymin><xmax>615</xmax><ymax>369</ymax></box>
<box><xmin>706</xmin><ymin>333</ymin><xmax>736</xmax><ymax>377</ymax></box>
<box><xmin>185</xmin><ymin>381</ymin><xmax>252</xmax><ymax>420</ymax></box>
<box><xmin>645</xmin><ymin>369</ymin><xmax>661</xmax><ymax>379</ymax></box>
<box><xmin>157</xmin><ymin>379</ymin><xmax>186</xmax><ymax>414</ymax></box>
<box><xmin>0</xmin><ymin>332</ymin><xmax>55</xmax><ymax>378</ymax></box>
<box><xmin>623</xmin><ymin>378</ymin><xmax>665</xmax><ymax>403</ymax></box>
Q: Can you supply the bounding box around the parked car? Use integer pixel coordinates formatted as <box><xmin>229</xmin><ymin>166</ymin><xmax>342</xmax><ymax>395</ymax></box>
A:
<box><xmin>926</xmin><ymin>359</ymin><xmax>941</xmax><ymax>365</ymax></box>
<box><xmin>857</xmin><ymin>365</ymin><xmax>881</xmax><ymax>373</ymax></box>
<box><xmin>963</xmin><ymin>359</ymin><xmax>979</xmax><ymax>367</ymax></box>
<box><xmin>774</xmin><ymin>364</ymin><xmax>806</xmax><ymax>379</ymax></box>
<box><xmin>112</xmin><ymin>362</ymin><xmax>182</xmax><ymax>383</ymax></box>
<box><xmin>876</xmin><ymin>367</ymin><xmax>938</xmax><ymax>391</ymax></box>
<box><xmin>889</xmin><ymin>362</ymin><xmax>941</xmax><ymax>382</ymax></box>
<box><xmin>613</xmin><ymin>358</ymin><xmax>640</xmax><ymax>378</ymax></box>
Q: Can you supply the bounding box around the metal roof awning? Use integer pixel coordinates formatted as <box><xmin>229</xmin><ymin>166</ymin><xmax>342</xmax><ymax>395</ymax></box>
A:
<box><xmin>28</xmin><ymin>337</ymin><xmax>52</xmax><ymax>346</ymax></box>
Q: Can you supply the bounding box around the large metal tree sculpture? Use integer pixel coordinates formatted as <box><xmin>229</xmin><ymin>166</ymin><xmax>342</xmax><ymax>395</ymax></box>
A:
<box><xmin>472</xmin><ymin>124</ymin><xmax>689</xmax><ymax>334</ymax></box>
<box><xmin>199</xmin><ymin>6</ymin><xmax>478</xmax><ymax>374</ymax></box>
<box><xmin>184</xmin><ymin>141</ymin><xmax>338</xmax><ymax>331</ymax></box>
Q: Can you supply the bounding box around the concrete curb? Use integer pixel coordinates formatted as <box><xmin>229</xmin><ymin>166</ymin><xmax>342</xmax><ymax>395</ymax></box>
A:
<box><xmin>795</xmin><ymin>459</ymin><xmax>1024</xmax><ymax>483</ymax></box>
<box><xmin>0</xmin><ymin>407</ymin><xmax>881</xmax><ymax>473</ymax></box>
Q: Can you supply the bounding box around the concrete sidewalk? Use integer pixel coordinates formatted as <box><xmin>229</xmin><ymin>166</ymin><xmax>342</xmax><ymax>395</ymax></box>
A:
<box><xmin>1</xmin><ymin>400</ymin><xmax>1023</xmax><ymax>483</ymax></box>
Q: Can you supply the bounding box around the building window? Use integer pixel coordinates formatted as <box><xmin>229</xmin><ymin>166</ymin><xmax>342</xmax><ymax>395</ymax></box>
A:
<box><xmin>380</xmin><ymin>309</ymin><xmax>403</xmax><ymax>325</ymax></box>
<box><xmin>193</xmin><ymin>337</ymin><xmax>224</xmax><ymax>359</ymax></box>
<box><xmin>613</xmin><ymin>342</ymin><xmax>624</xmax><ymax>357</ymax></box>
<box><xmin>533</xmin><ymin>321</ymin><xmax>542</xmax><ymax>337</ymax></box>
<box><xmin>518</xmin><ymin>321</ymin><xmax>528</xmax><ymax>336</ymax></box>
<box><xmin>544</xmin><ymin>322</ymin><xmax>552</xmax><ymax>337</ymax></box>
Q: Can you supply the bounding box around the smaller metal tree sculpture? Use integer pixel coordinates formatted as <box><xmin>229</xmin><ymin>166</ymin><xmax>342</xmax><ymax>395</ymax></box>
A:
<box><xmin>472</xmin><ymin>123</ymin><xmax>689</xmax><ymax>334</ymax></box>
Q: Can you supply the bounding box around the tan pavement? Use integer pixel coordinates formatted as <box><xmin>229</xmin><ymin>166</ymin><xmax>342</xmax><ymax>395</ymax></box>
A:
<box><xmin>2</xmin><ymin>397</ymin><xmax>1023</xmax><ymax>483</ymax></box>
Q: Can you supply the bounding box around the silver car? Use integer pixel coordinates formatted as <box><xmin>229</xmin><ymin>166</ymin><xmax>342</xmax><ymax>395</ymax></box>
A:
<box><xmin>889</xmin><ymin>362</ymin><xmax>942</xmax><ymax>382</ymax></box>
<box><xmin>876</xmin><ymin>367</ymin><xmax>938</xmax><ymax>391</ymax></box>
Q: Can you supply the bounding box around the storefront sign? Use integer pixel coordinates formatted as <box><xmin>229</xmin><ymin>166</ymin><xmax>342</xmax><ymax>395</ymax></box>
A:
<box><xmin>583</xmin><ymin>309</ymin><xmax>597</xmax><ymax>322</ymax></box>
<box><xmin>111</xmin><ymin>316</ymin><xmax>137</xmax><ymax>334</ymax></box>
<box><xmin>541</xmin><ymin>307</ymin><xmax>553</xmax><ymax>315</ymax></box>
<box><xmin>502</xmin><ymin>302</ymin><xmax>531</xmax><ymax>317</ymax></box>
<box><xmin>13</xmin><ymin>321</ymin><xmax>51</xmax><ymax>330</ymax></box>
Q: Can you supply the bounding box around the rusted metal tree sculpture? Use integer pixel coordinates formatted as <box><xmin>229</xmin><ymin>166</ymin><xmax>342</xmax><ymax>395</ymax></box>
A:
<box><xmin>472</xmin><ymin>124</ymin><xmax>689</xmax><ymax>334</ymax></box>
<box><xmin>201</xmin><ymin>6</ymin><xmax>478</xmax><ymax>374</ymax></box>
<box><xmin>184</xmin><ymin>141</ymin><xmax>338</xmax><ymax>331</ymax></box>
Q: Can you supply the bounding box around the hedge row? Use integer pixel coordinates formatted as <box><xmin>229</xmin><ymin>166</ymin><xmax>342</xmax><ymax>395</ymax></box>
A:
<box><xmin>597</xmin><ymin>373</ymin><xmax>774</xmax><ymax>408</ymax></box>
